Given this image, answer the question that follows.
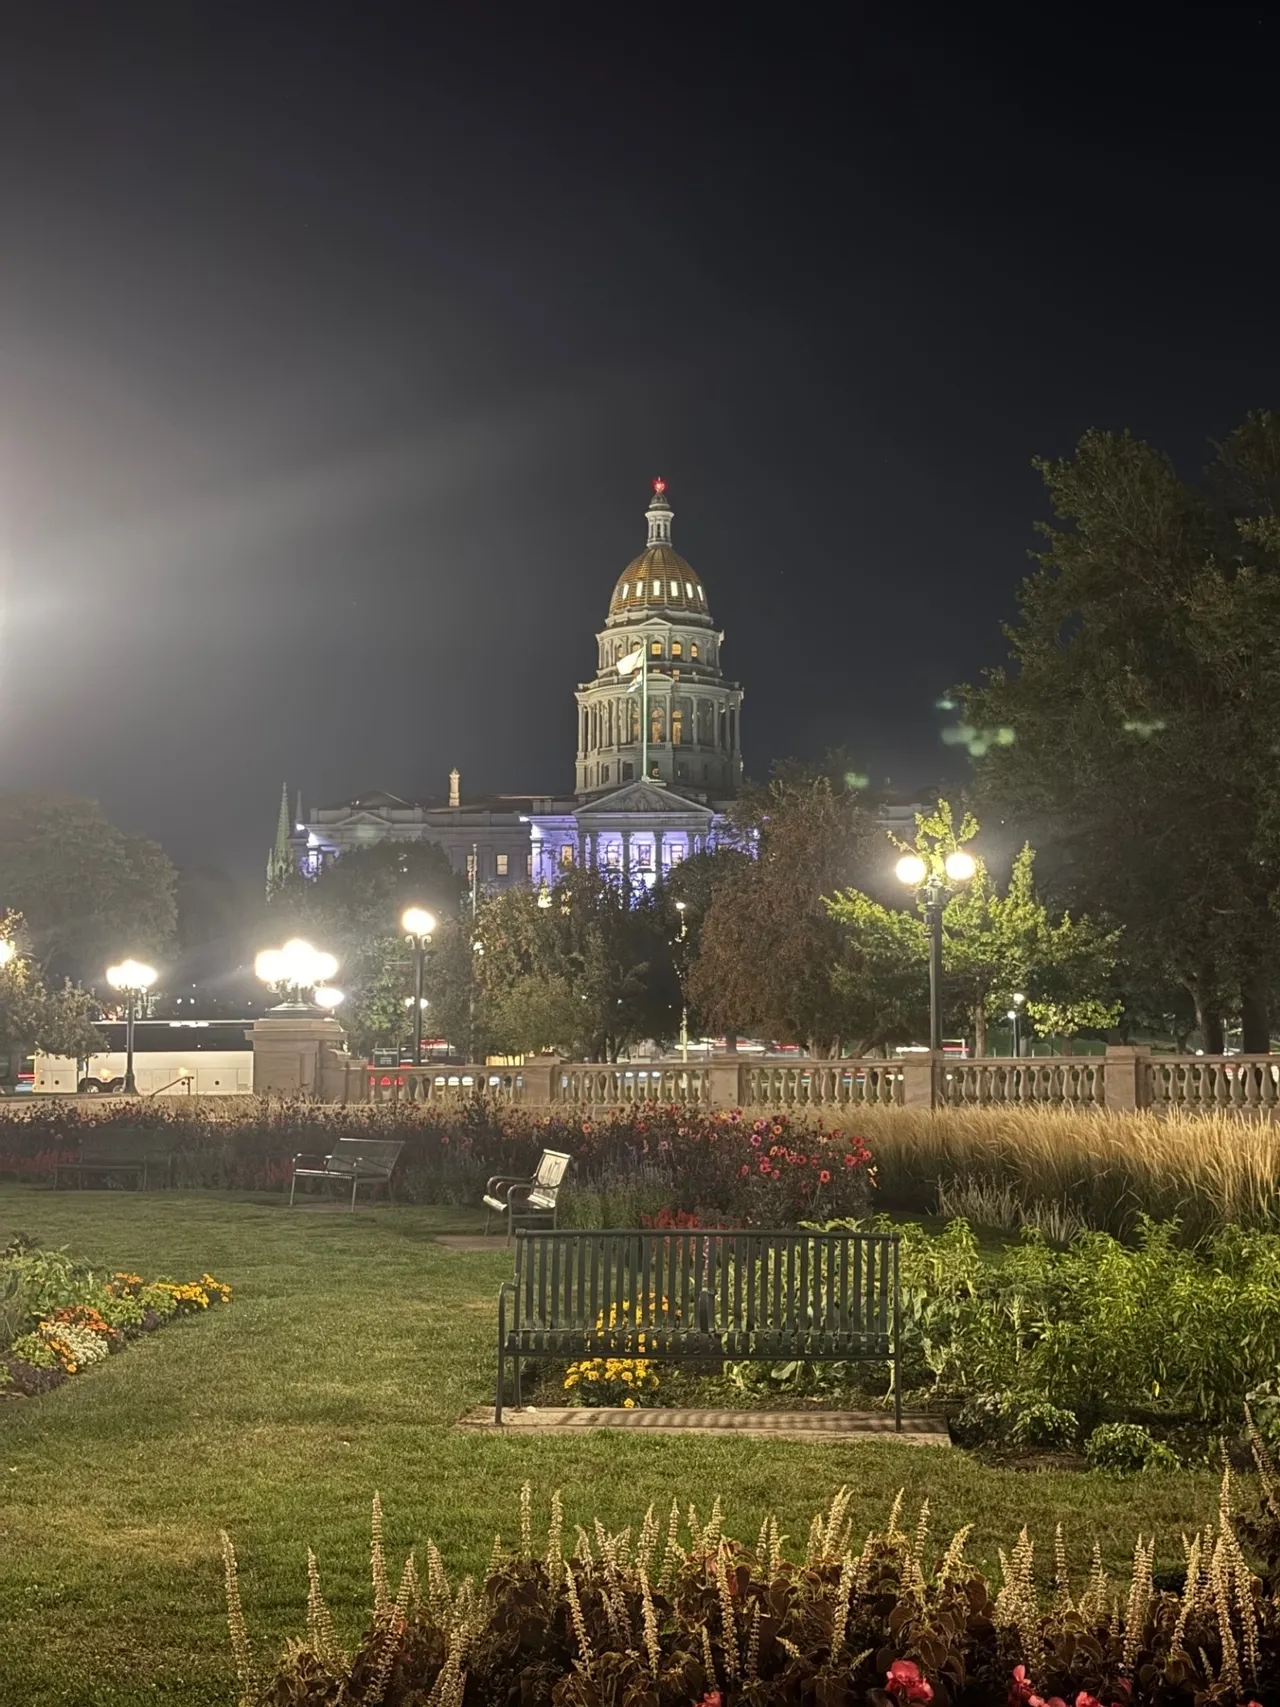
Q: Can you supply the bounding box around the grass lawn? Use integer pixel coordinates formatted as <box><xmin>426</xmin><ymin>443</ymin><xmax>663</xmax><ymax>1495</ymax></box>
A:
<box><xmin>0</xmin><ymin>1185</ymin><xmax>1236</xmax><ymax>1707</ymax></box>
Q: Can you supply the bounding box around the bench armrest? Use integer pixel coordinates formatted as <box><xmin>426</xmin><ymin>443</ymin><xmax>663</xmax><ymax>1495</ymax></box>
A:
<box><xmin>486</xmin><ymin>1172</ymin><xmax>534</xmax><ymax>1195</ymax></box>
<box><xmin>292</xmin><ymin>1151</ymin><xmax>333</xmax><ymax>1168</ymax></box>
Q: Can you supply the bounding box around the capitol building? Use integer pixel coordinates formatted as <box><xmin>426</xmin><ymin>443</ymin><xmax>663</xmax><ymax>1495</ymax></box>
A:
<box><xmin>282</xmin><ymin>480</ymin><xmax>746</xmax><ymax>890</ymax></box>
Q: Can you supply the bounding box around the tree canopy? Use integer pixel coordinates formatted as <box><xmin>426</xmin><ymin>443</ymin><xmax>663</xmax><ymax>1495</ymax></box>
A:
<box><xmin>0</xmin><ymin>795</ymin><xmax>176</xmax><ymax>983</ymax></box>
<box><xmin>962</xmin><ymin>412</ymin><xmax>1280</xmax><ymax>1051</ymax></box>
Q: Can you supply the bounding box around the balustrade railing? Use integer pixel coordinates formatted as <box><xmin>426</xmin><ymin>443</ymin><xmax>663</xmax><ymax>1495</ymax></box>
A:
<box><xmin>940</xmin><ymin>1058</ymin><xmax>1104</xmax><ymax>1109</ymax></box>
<box><xmin>740</xmin><ymin>1061</ymin><xmax>901</xmax><ymax>1108</ymax></box>
<box><xmin>1145</xmin><ymin>1054</ymin><xmax>1280</xmax><ymax>1113</ymax></box>
<box><xmin>353</xmin><ymin>1050</ymin><xmax>1280</xmax><ymax>1116</ymax></box>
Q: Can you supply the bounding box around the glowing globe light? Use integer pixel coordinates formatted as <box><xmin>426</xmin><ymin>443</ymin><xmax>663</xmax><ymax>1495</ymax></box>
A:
<box><xmin>895</xmin><ymin>854</ymin><xmax>927</xmax><ymax>887</ymax></box>
<box><xmin>313</xmin><ymin>986</ymin><xmax>345</xmax><ymax>1011</ymax></box>
<box><xmin>106</xmin><ymin>959</ymin><xmax>157</xmax><ymax>992</ymax></box>
<box><xmin>401</xmin><ymin>907</ymin><xmax>436</xmax><ymax>938</ymax></box>
<box><xmin>0</xmin><ymin>940</ymin><xmax>15</xmax><ymax>967</ymax></box>
<box><xmin>944</xmin><ymin>850</ymin><xmax>977</xmax><ymax>883</ymax></box>
<box><xmin>255</xmin><ymin>939</ymin><xmax>339</xmax><ymax>999</ymax></box>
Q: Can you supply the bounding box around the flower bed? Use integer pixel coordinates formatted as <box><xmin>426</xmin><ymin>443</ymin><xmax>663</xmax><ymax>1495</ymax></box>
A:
<box><xmin>227</xmin><ymin>1471</ymin><xmax>1280</xmax><ymax>1707</ymax></box>
<box><xmin>0</xmin><ymin>1099</ymin><xmax>874</xmax><ymax>1226</ymax></box>
<box><xmin>1</xmin><ymin>1233</ymin><xmax>231</xmax><ymax>1398</ymax></box>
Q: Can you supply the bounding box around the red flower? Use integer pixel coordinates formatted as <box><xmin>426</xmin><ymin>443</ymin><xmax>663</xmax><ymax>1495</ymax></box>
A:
<box><xmin>1075</xmin><ymin>1695</ymin><xmax>1103</xmax><ymax>1707</ymax></box>
<box><xmin>759</xmin><ymin>1160</ymin><xmax>771</xmax><ymax>1174</ymax></box>
<box><xmin>739</xmin><ymin>1164</ymin><xmax>749</xmax><ymax>1177</ymax></box>
<box><xmin>886</xmin><ymin>1660</ymin><xmax>933</xmax><ymax>1703</ymax></box>
<box><xmin>1009</xmin><ymin>1667</ymin><xmax>1034</xmax><ymax>1707</ymax></box>
<box><xmin>750</xmin><ymin>1133</ymin><xmax>762</xmax><ymax>1147</ymax></box>
<box><xmin>819</xmin><ymin>1169</ymin><xmax>831</xmax><ymax>1184</ymax></box>
<box><xmin>699</xmin><ymin>1694</ymin><xmax>722</xmax><ymax>1707</ymax></box>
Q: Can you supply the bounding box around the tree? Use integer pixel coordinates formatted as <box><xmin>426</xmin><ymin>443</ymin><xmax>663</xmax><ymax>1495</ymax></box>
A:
<box><xmin>962</xmin><ymin>415</ymin><xmax>1280</xmax><ymax>1053</ymax></box>
<box><xmin>0</xmin><ymin>912</ymin><xmax>101</xmax><ymax>1070</ymax></box>
<box><xmin>0</xmin><ymin>795</ymin><xmax>176</xmax><ymax>983</ymax></box>
<box><xmin>271</xmin><ymin>841</ymin><xmax>467</xmax><ymax>1055</ymax></box>
<box><xmin>828</xmin><ymin>809</ymin><xmax>1120</xmax><ymax>1054</ymax></box>
<box><xmin>472</xmin><ymin>868</ymin><xmax>678</xmax><ymax>1060</ymax></box>
<box><xmin>687</xmin><ymin>764</ymin><xmax>880</xmax><ymax>1053</ymax></box>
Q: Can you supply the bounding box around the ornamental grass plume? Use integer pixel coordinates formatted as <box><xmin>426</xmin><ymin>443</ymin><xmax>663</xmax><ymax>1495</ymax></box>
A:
<box><xmin>232</xmin><ymin>1479</ymin><xmax>1280</xmax><ymax>1707</ymax></box>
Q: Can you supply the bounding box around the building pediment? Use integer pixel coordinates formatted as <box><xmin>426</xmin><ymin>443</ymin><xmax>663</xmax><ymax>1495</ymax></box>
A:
<box><xmin>575</xmin><ymin>781</ymin><xmax>716</xmax><ymax>821</ymax></box>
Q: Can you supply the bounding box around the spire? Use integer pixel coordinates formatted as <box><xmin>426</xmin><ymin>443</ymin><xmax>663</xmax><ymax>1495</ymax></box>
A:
<box><xmin>266</xmin><ymin>783</ymin><xmax>296</xmax><ymax>900</ymax></box>
<box><xmin>645</xmin><ymin>476</ymin><xmax>673</xmax><ymax>547</ymax></box>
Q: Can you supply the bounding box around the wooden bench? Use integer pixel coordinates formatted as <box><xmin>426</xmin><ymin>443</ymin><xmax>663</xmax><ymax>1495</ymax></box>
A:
<box><xmin>483</xmin><ymin>1149</ymin><xmax>571</xmax><ymax>1241</ymax></box>
<box><xmin>52</xmin><ymin>1130</ymin><xmax>176</xmax><ymax>1191</ymax></box>
<box><xmin>289</xmin><ymin>1138</ymin><xmax>403</xmax><ymax>1209</ymax></box>
<box><xmin>495</xmin><ymin>1226</ymin><xmax>902</xmax><ymax>1427</ymax></box>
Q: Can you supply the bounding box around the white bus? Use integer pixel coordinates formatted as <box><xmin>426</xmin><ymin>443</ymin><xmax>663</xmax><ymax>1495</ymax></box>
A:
<box><xmin>34</xmin><ymin>1020</ymin><xmax>253</xmax><ymax>1096</ymax></box>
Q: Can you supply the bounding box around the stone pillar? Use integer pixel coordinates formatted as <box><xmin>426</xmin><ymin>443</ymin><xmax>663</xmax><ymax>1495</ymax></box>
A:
<box><xmin>622</xmin><ymin>830</ymin><xmax>631</xmax><ymax>879</ymax></box>
<box><xmin>900</xmin><ymin>1052</ymin><xmax>942</xmax><ymax>1109</ymax></box>
<box><xmin>708</xmin><ymin>1060</ymin><xmax>744</xmax><ymax>1107</ymax></box>
<box><xmin>519</xmin><ymin>1055</ymin><xmax>560</xmax><ymax>1105</ymax></box>
<box><xmin>657</xmin><ymin>830</ymin><xmax>667</xmax><ymax>874</ymax></box>
<box><xmin>1103</xmin><ymin>1045</ymin><xmax>1150</xmax><ymax>1111</ymax></box>
<box><xmin>252</xmin><ymin>1009</ymin><xmax>352</xmax><ymax>1098</ymax></box>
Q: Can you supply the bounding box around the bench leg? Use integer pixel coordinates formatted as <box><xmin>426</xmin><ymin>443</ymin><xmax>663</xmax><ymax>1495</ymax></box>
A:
<box><xmin>496</xmin><ymin>1288</ymin><xmax>506</xmax><ymax>1425</ymax></box>
<box><xmin>513</xmin><ymin>1353</ymin><xmax>522</xmax><ymax>1409</ymax></box>
<box><xmin>351</xmin><ymin>1172</ymin><xmax>359</xmax><ymax>1211</ymax></box>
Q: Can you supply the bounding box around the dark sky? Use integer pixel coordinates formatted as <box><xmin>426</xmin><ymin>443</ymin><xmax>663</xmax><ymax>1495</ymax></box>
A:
<box><xmin>1</xmin><ymin>5</ymin><xmax>1277</xmax><ymax>875</ymax></box>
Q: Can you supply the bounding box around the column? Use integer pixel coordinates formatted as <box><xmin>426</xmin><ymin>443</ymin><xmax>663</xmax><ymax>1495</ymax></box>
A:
<box><xmin>657</xmin><ymin>831</ymin><xmax>667</xmax><ymax>874</ymax></box>
<box><xmin>622</xmin><ymin>830</ymin><xmax>631</xmax><ymax>879</ymax></box>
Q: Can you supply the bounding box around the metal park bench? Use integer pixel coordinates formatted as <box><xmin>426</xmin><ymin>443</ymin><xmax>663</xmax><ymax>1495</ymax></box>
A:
<box><xmin>289</xmin><ymin>1138</ymin><xmax>403</xmax><ymax>1210</ymax></box>
<box><xmin>483</xmin><ymin>1149</ymin><xmax>571</xmax><ymax>1241</ymax></box>
<box><xmin>495</xmin><ymin>1226</ymin><xmax>902</xmax><ymax>1427</ymax></box>
<box><xmin>52</xmin><ymin>1129</ymin><xmax>176</xmax><ymax>1191</ymax></box>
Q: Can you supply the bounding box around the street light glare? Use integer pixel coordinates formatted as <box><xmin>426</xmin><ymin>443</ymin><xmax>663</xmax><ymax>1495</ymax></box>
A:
<box><xmin>106</xmin><ymin>959</ymin><xmax>157</xmax><ymax>991</ymax></box>
<box><xmin>313</xmin><ymin>985</ymin><xmax>345</xmax><ymax>1009</ymax></box>
<box><xmin>402</xmin><ymin>906</ymin><xmax>436</xmax><ymax>936</ymax></box>
<box><xmin>895</xmin><ymin>854</ymin><xmax>927</xmax><ymax>887</ymax></box>
<box><xmin>0</xmin><ymin>941</ymin><xmax>14</xmax><ymax>967</ymax></box>
<box><xmin>944</xmin><ymin>850</ymin><xmax>977</xmax><ymax>882</ymax></box>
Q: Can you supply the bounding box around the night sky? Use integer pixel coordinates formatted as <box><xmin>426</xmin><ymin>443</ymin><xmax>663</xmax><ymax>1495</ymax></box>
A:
<box><xmin>2</xmin><ymin>7</ymin><xmax>1277</xmax><ymax>875</ymax></box>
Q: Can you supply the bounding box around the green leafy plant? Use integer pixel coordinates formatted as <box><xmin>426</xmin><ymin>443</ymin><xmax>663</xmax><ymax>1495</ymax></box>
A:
<box><xmin>1007</xmin><ymin>1400</ymin><xmax>1078</xmax><ymax>1451</ymax></box>
<box><xmin>1085</xmin><ymin>1422</ymin><xmax>1179</xmax><ymax>1474</ymax></box>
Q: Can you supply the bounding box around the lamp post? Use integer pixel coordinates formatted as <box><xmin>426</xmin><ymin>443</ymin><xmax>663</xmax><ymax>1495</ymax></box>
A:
<box><xmin>254</xmin><ymin>939</ymin><xmax>339</xmax><ymax>1008</ymax></box>
<box><xmin>1009</xmin><ymin>991</ymin><xmax>1026</xmax><ymax>1057</ymax></box>
<box><xmin>401</xmin><ymin>907</ymin><xmax>436</xmax><ymax>1067</ymax></box>
<box><xmin>105</xmin><ymin>959</ymin><xmax>158</xmax><ymax>1095</ymax></box>
<box><xmin>895</xmin><ymin>849</ymin><xmax>976</xmax><ymax>1053</ymax></box>
<box><xmin>674</xmin><ymin>899</ymin><xmax>690</xmax><ymax>1062</ymax></box>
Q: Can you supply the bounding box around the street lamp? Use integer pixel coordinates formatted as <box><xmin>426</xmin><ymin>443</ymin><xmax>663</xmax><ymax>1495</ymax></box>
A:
<box><xmin>314</xmin><ymin>986</ymin><xmax>345</xmax><ymax>1011</ymax></box>
<box><xmin>895</xmin><ymin>848</ymin><xmax>977</xmax><ymax>1053</ymax></box>
<box><xmin>0</xmin><ymin>940</ymin><xmax>14</xmax><ymax>969</ymax></box>
<box><xmin>674</xmin><ymin>900</ymin><xmax>690</xmax><ymax>1063</ymax></box>
<box><xmin>401</xmin><ymin>907</ymin><xmax>436</xmax><ymax>1067</ymax></box>
<box><xmin>106</xmin><ymin>959</ymin><xmax>158</xmax><ymax>1095</ymax></box>
<box><xmin>1009</xmin><ymin>991</ymin><xmax>1026</xmax><ymax>1058</ymax></box>
<box><xmin>254</xmin><ymin>939</ymin><xmax>339</xmax><ymax>1007</ymax></box>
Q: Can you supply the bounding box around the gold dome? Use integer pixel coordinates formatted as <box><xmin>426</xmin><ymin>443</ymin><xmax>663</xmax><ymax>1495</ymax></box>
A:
<box><xmin>607</xmin><ymin>479</ymin><xmax>711</xmax><ymax>622</ymax></box>
<box><xmin>609</xmin><ymin>545</ymin><xmax>709</xmax><ymax>618</ymax></box>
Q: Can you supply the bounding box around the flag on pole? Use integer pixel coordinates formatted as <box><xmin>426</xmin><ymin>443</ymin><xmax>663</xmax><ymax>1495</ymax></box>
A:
<box><xmin>617</xmin><ymin>646</ymin><xmax>644</xmax><ymax>676</ymax></box>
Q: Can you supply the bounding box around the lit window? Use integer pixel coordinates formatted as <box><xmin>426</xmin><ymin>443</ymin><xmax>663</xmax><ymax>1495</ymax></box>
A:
<box><xmin>635</xmin><ymin>580</ymin><xmax>643</xmax><ymax>598</ymax></box>
<box><xmin>685</xmin><ymin>582</ymin><xmax>693</xmax><ymax>598</ymax></box>
<box><xmin>696</xmin><ymin>585</ymin><xmax>703</xmax><ymax>600</ymax></box>
<box><xmin>671</xmin><ymin>641</ymin><xmax>682</xmax><ymax>658</ymax></box>
<box><xmin>560</xmin><ymin>844</ymin><xmax>574</xmax><ymax>868</ymax></box>
<box><xmin>652</xmin><ymin>580</ymin><xmax>661</xmax><ymax>597</ymax></box>
<box><xmin>669</xmin><ymin>843</ymin><xmax>685</xmax><ymax>865</ymax></box>
<box><xmin>496</xmin><ymin>853</ymin><xmax>508</xmax><ymax>876</ymax></box>
<box><xmin>669</xmin><ymin>580</ymin><xmax>679</xmax><ymax>597</ymax></box>
<box><xmin>636</xmin><ymin>843</ymin><xmax>653</xmax><ymax>869</ymax></box>
<box><xmin>606</xmin><ymin>842</ymin><xmax>620</xmax><ymax>867</ymax></box>
<box><xmin>690</xmin><ymin>642</ymin><xmax>699</xmax><ymax>659</ymax></box>
<box><xmin>650</xmin><ymin>640</ymin><xmax>662</xmax><ymax>656</ymax></box>
<box><xmin>526</xmin><ymin>852</ymin><xmax>534</xmax><ymax>877</ymax></box>
<box><xmin>619</xmin><ymin>583</ymin><xmax>628</xmax><ymax>600</ymax></box>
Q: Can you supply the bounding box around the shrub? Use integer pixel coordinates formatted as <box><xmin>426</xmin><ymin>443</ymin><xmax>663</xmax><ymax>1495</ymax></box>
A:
<box><xmin>1085</xmin><ymin>1423</ymin><xmax>1179</xmax><ymax>1474</ymax></box>
<box><xmin>231</xmin><ymin>1477</ymin><xmax>1273</xmax><ymax>1707</ymax></box>
<box><xmin>0</xmin><ymin>1099</ymin><xmax>875</xmax><ymax>1225</ymax></box>
<box><xmin>1007</xmin><ymin>1400</ymin><xmax>1079</xmax><ymax>1451</ymax></box>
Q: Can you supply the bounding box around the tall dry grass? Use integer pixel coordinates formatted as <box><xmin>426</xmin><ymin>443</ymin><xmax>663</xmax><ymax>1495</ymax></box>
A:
<box><xmin>848</xmin><ymin>1104</ymin><xmax>1280</xmax><ymax>1238</ymax></box>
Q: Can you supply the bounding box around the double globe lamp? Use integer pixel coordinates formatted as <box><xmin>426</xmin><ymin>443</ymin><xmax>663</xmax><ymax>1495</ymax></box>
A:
<box><xmin>401</xmin><ymin>908</ymin><xmax>436</xmax><ymax>1067</ymax></box>
<box><xmin>894</xmin><ymin>849</ymin><xmax>977</xmax><ymax>1053</ymax></box>
<box><xmin>106</xmin><ymin>959</ymin><xmax>158</xmax><ymax>1095</ymax></box>
<box><xmin>254</xmin><ymin>939</ymin><xmax>341</xmax><ymax>1009</ymax></box>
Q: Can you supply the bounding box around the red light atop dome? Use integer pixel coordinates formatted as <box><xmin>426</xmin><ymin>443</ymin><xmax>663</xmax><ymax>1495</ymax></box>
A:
<box><xmin>653</xmin><ymin>476</ymin><xmax>666</xmax><ymax>494</ymax></box>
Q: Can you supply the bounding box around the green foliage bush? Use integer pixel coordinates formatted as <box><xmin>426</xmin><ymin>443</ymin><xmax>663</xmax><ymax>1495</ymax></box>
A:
<box><xmin>1085</xmin><ymin>1423</ymin><xmax>1179</xmax><ymax>1475</ymax></box>
<box><xmin>1007</xmin><ymin>1400</ymin><xmax>1079</xmax><ymax>1452</ymax></box>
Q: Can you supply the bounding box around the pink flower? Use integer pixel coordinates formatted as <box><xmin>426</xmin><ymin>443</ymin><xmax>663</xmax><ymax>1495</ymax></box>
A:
<box><xmin>1075</xmin><ymin>1695</ymin><xmax>1102</xmax><ymax>1707</ymax></box>
<box><xmin>750</xmin><ymin>1133</ymin><xmax>762</xmax><ymax>1147</ymax></box>
<box><xmin>759</xmin><ymin>1161</ymin><xmax>771</xmax><ymax>1174</ymax></box>
<box><xmin>738</xmin><ymin>1164</ymin><xmax>749</xmax><ymax>1177</ymax></box>
<box><xmin>886</xmin><ymin>1659</ymin><xmax>933</xmax><ymax>1704</ymax></box>
<box><xmin>819</xmin><ymin>1169</ymin><xmax>831</xmax><ymax>1184</ymax></box>
<box><xmin>699</xmin><ymin>1694</ymin><xmax>722</xmax><ymax>1707</ymax></box>
<box><xmin>1009</xmin><ymin>1667</ymin><xmax>1035</xmax><ymax>1707</ymax></box>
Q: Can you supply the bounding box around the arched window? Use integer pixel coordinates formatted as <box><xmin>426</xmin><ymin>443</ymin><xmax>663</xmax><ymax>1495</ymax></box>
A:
<box><xmin>650</xmin><ymin>639</ymin><xmax>662</xmax><ymax>657</ymax></box>
<box><xmin>671</xmin><ymin>701</ymin><xmax>684</xmax><ymax>745</ymax></box>
<box><xmin>690</xmin><ymin>641</ymin><xmax>699</xmax><ymax>660</ymax></box>
<box><xmin>671</xmin><ymin>641</ymin><xmax>682</xmax><ymax>659</ymax></box>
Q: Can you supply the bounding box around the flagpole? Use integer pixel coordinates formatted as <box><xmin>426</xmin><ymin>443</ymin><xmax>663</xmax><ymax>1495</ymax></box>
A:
<box><xmin>641</xmin><ymin>641</ymin><xmax>648</xmax><ymax>782</ymax></box>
